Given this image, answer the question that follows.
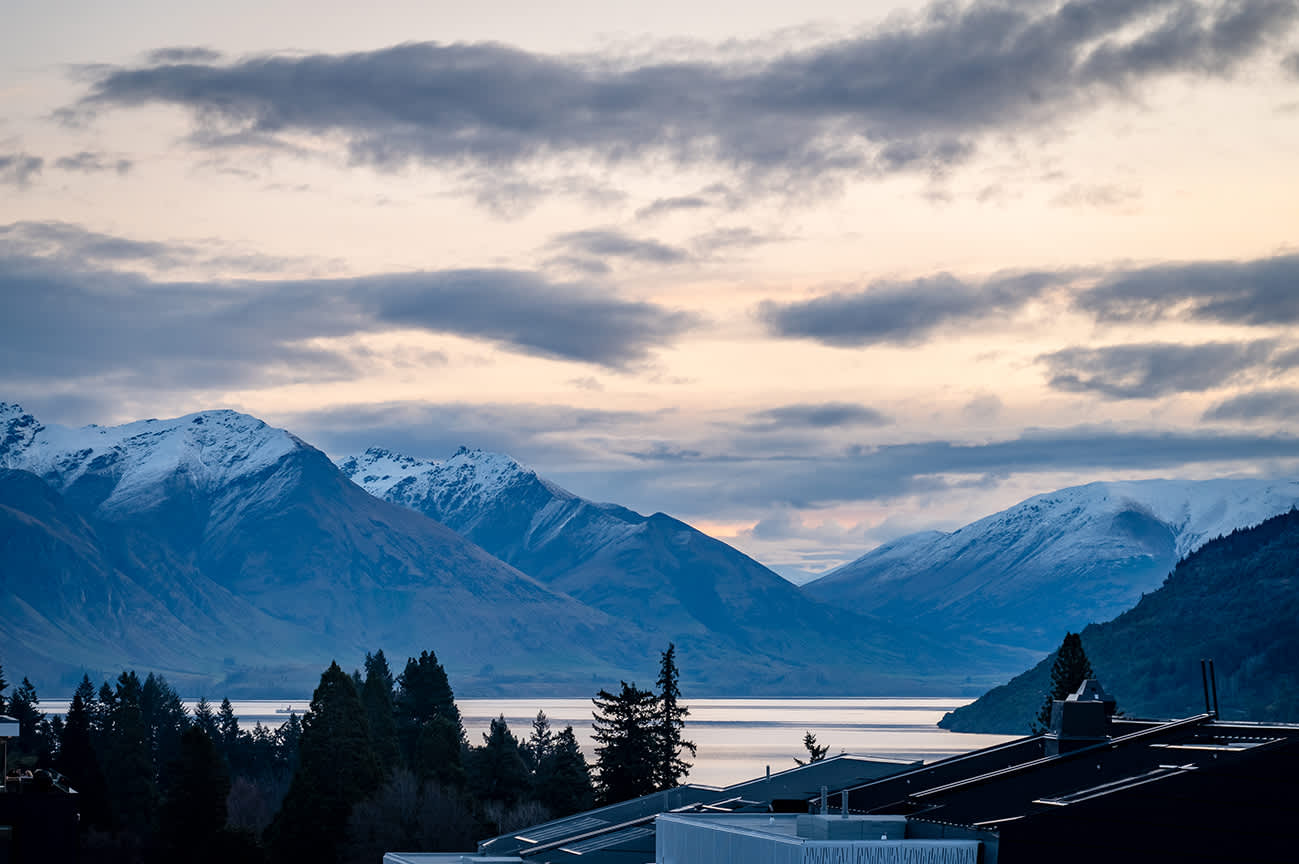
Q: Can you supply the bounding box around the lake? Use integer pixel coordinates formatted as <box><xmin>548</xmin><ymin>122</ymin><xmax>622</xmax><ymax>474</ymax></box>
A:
<box><xmin>39</xmin><ymin>696</ymin><xmax>1016</xmax><ymax>787</ymax></box>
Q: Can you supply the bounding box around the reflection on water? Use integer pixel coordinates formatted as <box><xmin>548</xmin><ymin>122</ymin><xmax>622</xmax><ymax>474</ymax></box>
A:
<box><xmin>39</xmin><ymin>697</ymin><xmax>1017</xmax><ymax>788</ymax></box>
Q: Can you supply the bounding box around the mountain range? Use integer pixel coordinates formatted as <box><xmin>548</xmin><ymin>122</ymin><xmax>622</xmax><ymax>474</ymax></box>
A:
<box><xmin>0</xmin><ymin>403</ymin><xmax>970</xmax><ymax>696</ymax></box>
<box><xmin>6</xmin><ymin>398</ymin><xmax>1298</xmax><ymax>700</ymax></box>
<box><xmin>939</xmin><ymin>506</ymin><xmax>1299</xmax><ymax>733</ymax></box>
<box><xmin>804</xmin><ymin>479</ymin><xmax>1299</xmax><ymax>662</ymax></box>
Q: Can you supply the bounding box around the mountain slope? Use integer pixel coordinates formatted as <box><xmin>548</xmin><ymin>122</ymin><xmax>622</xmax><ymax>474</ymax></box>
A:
<box><xmin>805</xmin><ymin>479</ymin><xmax>1299</xmax><ymax>658</ymax></box>
<box><xmin>0</xmin><ymin>404</ymin><xmax>643</xmax><ymax>695</ymax></box>
<box><xmin>340</xmin><ymin>447</ymin><xmax>990</xmax><ymax>693</ymax></box>
<box><xmin>939</xmin><ymin>506</ymin><xmax>1299</xmax><ymax>733</ymax></box>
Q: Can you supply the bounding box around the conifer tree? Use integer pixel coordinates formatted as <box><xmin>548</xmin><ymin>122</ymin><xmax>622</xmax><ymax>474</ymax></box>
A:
<box><xmin>362</xmin><ymin>650</ymin><xmax>401</xmax><ymax>770</ymax></box>
<box><xmin>524</xmin><ymin>710</ymin><xmax>553</xmax><ymax>773</ymax></box>
<box><xmin>269</xmin><ymin>661</ymin><xmax>380</xmax><ymax>864</ymax></box>
<box><xmin>794</xmin><ymin>731</ymin><xmax>829</xmax><ymax>765</ymax></box>
<box><xmin>468</xmin><ymin>715</ymin><xmax>530</xmax><ymax>806</ymax></box>
<box><xmin>0</xmin><ymin>662</ymin><xmax>7</xmax><ymax>713</ymax></box>
<box><xmin>653</xmin><ymin>643</ymin><xmax>695</xmax><ymax>790</ymax></box>
<box><xmin>217</xmin><ymin>697</ymin><xmax>241</xmax><ymax>764</ymax></box>
<box><xmin>194</xmin><ymin>696</ymin><xmax>219</xmax><ymax>739</ymax></box>
<box><xmin>56</xmin><ymin>676</ymin><xmax>109</xmax><ymax>827</ymax></box>
<box><xmin>534</xmin><ymin>726</ymin><xmax>594</xmax><ymax>817</ymax></box>
<box><xmin>142</xmin><ymin>673</ymin><xmax>190</xmax><ymax>784</ymax></box>
<box><xmin>1035</xmin><ymin>632</ymin><xmax>1096</xmax><ymax>732</ymax></box>
<box><xmin>158</xmin><ymin>726</ymin><xmax>231</xmax><ymax>861</ymax></box>
<box><xmin>591</xmin><ymin>681</ymin><xmax>659</xmax><ymax>804</ymax></box>
<box><xmin>8</xmin><ymin>677</ymin><xmax>52</xmax><ymax>764</ymax></box>
<box><xmin>107</xmin><ymin>671</ymin><xmax>160</xmax><ymax>841</ymax></box>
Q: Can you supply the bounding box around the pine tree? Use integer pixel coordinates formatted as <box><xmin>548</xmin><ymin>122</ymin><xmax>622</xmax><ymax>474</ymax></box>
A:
<box><xmin>362</xmin><ymin>650</ymin><xmax>401</xmax><ymax>770</ymax></box>
<box><xmin>1035</xmin><ymin>632</ymin><xmax>1096</xmax><ymax>732</ymax></box>
<box><xmin>7</xmin><ymin>677</ymin><xmax>52</xmax><ymax>765</ymax></box>
<box><xmin>794</xmin><ymin>731</ymin><xmax>829</xmax><ymax>766</ymax></box>
<box><xmin>395</xmin><ymin>650</ymin><xmax>463</xmax><ymax>784</ymax></box>
<box><xmin>194</xmin><ymin>696</ymin><xmax>219</xmax><ymax>739</ymax></box>
<box><xmin>158</xmin><ymin>726</ymin><xmax>231</xmax><ymax>862</ymax></box>
<box><xmin>534</xmin><ymin>726</ymin><xmax>594</xmax><ymax>818</ymax></box>
<box><xmin>653</xmin><ymin>643</ymin><xmax>695</xmax><ymax>790</ymax></box>
<box><xmin>56</xmin><ymin>676</ymin><xmax>109</xmax><ymax>827</ymax></box>
<box><xmin>268</xmin><ymin>661</ymin><xmax>381</xmax><ymax>864</ymax></box>
<box><xmin>217</xmin><ymin>697</ymin><xmax>241</xmax><ymax>765</ymax></box>
<box><xmin>106</xmin><ymin>671</ymin><xmax>160</xmax><ymax>841</ymax></box>
<box><xmin>0</xmin><ymin>662</ymin><xmax>7</xmax><ymax>714</ymax></box>
<box><xmin>591</xmin><ymin>681</ymin><xmax>659</xmax><ymax>804</ymax></box>
<box><xmin>524</xmin><ymin>710</ymin><xmax>553</xmax><ymax>773</ymax></box>
<box><xmin>467</xmin><ymin>715</ymin><xmax>530</xmax><ymax>806</ymax></box>
<box><xmin>142</xmin><ymin>673</ymin><xmax>190</xmax><ymax>786</ymax></box>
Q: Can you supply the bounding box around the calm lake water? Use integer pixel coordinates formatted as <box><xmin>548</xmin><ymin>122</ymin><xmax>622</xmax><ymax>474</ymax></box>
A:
<box><xmin>40</xmin><ymin>697</ymin><xmax>1016</xmax><ymax>787</ymax></box>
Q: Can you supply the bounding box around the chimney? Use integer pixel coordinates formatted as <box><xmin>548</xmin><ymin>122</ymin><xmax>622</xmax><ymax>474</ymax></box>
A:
<box><xmin>1044</xmin><ymin>679</ymin><xmax>1115</xmax><ymax>756</ymax></box>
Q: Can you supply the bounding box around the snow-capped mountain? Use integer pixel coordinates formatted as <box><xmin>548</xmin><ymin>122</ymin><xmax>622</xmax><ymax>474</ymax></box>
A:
<box><xmin>805</xmin><ymin>478</ymin><xmax>1299</xmax><ymax>658</ymax></box>
<box><xmin>0</xmin><ymin>403</ymin><xmax>643</xmax><ymax>694</ymax></box>
<box><xmin>340</xmin><ymin>446</ymin><xmax>984</xmax><ymax>693</ymax></box>
<box><xmin>1</xmin><ymin>402</ymin><xmax>302</xmax><ymax>518</ymax></box>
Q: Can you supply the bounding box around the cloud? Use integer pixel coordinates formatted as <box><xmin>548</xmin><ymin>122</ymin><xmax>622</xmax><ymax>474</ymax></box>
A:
<box><xmin>636</xmin><ymin>195</ymin><xmax>712</xmax><ymax>220</ymax></box>
<box><xmin>746</xmin><ymin>402</ymin><xmax>892</xmax><ymax>430</ymax></box>
<box><xmin>0</xmin><ymin>233</ymin><xmax>698</xmax><ymax>394</ymax></box>
<box><xmin>550</xmin><ymin>229</ymin><xmax>689</xmax><ymax>267</ymax></box>
<box><xmin>54</xmin><ymin>151</ymin><xmax>133</xmax><ymax>174</ymax></box>
<box><xmin>0</xmin><ymin>220</ymin><xmax>336</xmax><ymax>275</ymax></box>
<box><xmin>1203</xmin><ymin>388</ymin><xmax>1299</xmax><ymax>421</ymax></box>
<box><xmin>0</xmin><ymin>153</ymin><xmax>42</xmax><ymax>186</ymax></box>
<box><xmin>68</xmin><ymin>0</ymin><xmax>1299</xmax><ymax>187</ymax></box>
<box><xmin>279</xmin><ymin>400</ymin><xmax>659</xmax><ymax>465</ymax></box>
<box><xmin>1287</xmin><ymin>50</ymin><xmax>1299</xmax><ymax>76</ymax></box>
<box><xmin>145</xmin><ymin>46</ymin><xmax>223</xmax><ymax>64</ymax></box>
<box><xmin>1039</xmin><ymin>340</ymin><xmax>1292</xmax><ymax>399</ymax></box>
<box><xmin>758</xmin><ymin>271</ymin><xmax>1055</xmax><ymax>347</ymax></box>
<box><xmin>1074</xmin><ymin>253</ymin><xmax>1299</xmax><ymax>325</ymax></box>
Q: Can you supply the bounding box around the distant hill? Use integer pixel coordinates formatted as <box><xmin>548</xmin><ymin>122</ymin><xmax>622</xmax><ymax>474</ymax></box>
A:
<box><xmin>805</xmin><ymin>479</ymin><xmax>1299</xmax><ymax>662</ymax></box>
<box><xmin>939</xmin><ymin>507</ymin><xmax>1299</xmax><ymax>733</ymax></box>
<box><xmin>340</xmin><ymin>447</ymin><xmax>992</xmax><ymax>694</ymax></box>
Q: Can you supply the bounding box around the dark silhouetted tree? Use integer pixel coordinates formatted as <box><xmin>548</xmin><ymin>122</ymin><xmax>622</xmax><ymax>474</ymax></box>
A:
<box><xmin>534</xmin><ymin>726</ymin><xmax>594</xmax><ymax>818</ymax></box>
<box><xmin>794</xmin><ymin>731</ymin><xmax>829</xmax><ymax>766</ymax></box>
<box><xmin>194</xmin><ymin>696</ymin><xmax>218</xmax><ymax>740</ymax></box>
<box><xmin>592</xmin><ymin>681</ymin><xmax>658</xmax><ymax>804</ymax></box>
<box><xmin>1036</xmin><ymin>632</ymin><xmax>1096</xmax><ymax>732</ymax></box>
<box><xmin>158</xmin><ymin>726</ymin><xmax>230</xmax><ymax>861</ymax></box>
<box><xmin>56</xmin><ymin>676</ymin><xmax>109</xmax><ymax>827</ymax></box>
<box><xmin>468</xmin><ymin>715</ymin><xmax>530</xmax><ymax>806</ymax></box>
<box><xmin>106</xmin><ymin>671</ymin><xmax>160</xmax><ymax>842</ymax></box>
<box><xmin>653</xmin><ymin>643</ymin><xmax>695</xmax><ymax>790</ymax></box>
<box><xmin>268</xmin><ymin>661</ymin><xmax>380</xmax><ymax>864</ymax></box>
<box><xmin>362</xmin><ymin>650</ymin><xmax>401</xmax><ymax>770</ymax></box>
<box><xmin>524</xmin><ymin>710</ymin><xmax>553</xmax><ymax>774</ymax></box>
<box><xmin>7</xmin><ymin>677</ymin><xmax>53</xmax><ymax>766</ymax></box>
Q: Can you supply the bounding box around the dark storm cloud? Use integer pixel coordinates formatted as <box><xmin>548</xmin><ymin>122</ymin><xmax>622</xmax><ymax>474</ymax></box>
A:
<box><xmin>746</xmin><ymin>402</ymin><xmax>892</xmax><ymax>431</ymax></box>
<box><xmin>1203</xmin><ymin>388</ymin><xmax>1299</xmax><ymax>421</ymax></box>
<box><xmin>0</xmin><ymin>153</ymin><xmax>42</xmax><ymax>186</ymax></box>
<box><xmin>54</xmin><ymin>151</ymin><xmax>133</xmax><ymax>174</ymax></box>
<box><xmin>1075</xmin><ymin>253</ymin><xmax>1299</xmax><ymax>325</ymax></box>
<box><xmin>758</xmin><ymin>271</ymin><xmax>1055</xmax><ymax>347</ymax></box>
<box><xmin>0</xmin><ymin>244</ymin><xmax>697</xmax><ymax>392</ymax></box>
<box><xmin>69</xmin><ymin>0</ymin><xmax>1299</xmax><ymax>182</ymax></box>
<box><xmin>1039</xmin><ymin>340</ymin><xmax>1291</xmax><ymax>399</ymax></box>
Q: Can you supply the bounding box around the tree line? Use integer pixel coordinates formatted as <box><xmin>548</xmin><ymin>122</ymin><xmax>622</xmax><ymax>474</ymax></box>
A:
<box><xmin>1</xmin><ymin>642</ymin><xmax>694</xmax><ymax>864</ymax></box>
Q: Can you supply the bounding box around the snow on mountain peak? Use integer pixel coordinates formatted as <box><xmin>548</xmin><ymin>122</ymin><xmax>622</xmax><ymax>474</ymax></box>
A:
<box><xmin>339</xmin><ymin>444</ymin><xmax>545</xmax><ymax>514</ymax></box>
<box><xmin>0</xmin><ymin>405</ymin><xmax>305</xmax><ymax>514</ymax></box>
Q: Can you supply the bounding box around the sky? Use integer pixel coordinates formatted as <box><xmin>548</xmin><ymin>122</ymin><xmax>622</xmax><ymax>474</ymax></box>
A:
<box><xmin>3</xmin><ymin>0</ymin><xmax>1299</xmax><ymax>582</ymax></box>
